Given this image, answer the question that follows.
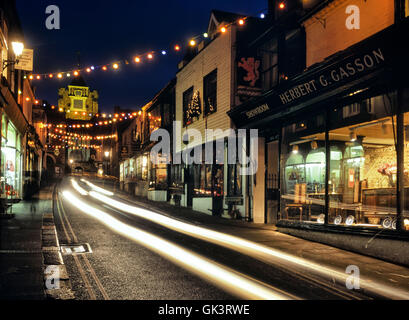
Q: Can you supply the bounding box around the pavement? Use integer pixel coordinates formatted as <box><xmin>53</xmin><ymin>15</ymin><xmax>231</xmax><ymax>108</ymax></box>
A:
<box><xmin>0</xmin><ymin>187</ymin><xmax>53</xmax><ymax>300</ymax></box>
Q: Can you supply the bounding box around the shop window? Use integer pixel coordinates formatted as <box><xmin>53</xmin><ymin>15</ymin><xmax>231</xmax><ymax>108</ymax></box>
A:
<box><xmin>328</xmin><ymin>93</ymin><xmax>397</xmax><ymax>229</ymax></box>
<box><xmin>280</xmin><ymin>113</ymin><xmax>326</xmax><ymax>223</ymax></box>
<box><xmin>1</xmin><ymin>122</ymin><xmax>21</xmax><ymax>199</ymax></box>
<box><xmin>120</xmin><ymin>163</ymin><xmax>124</xmax><ymax>182</ymax></box>
<box><xmin>227</xmin><ymin>164</ymin><xmax>242</xmax><ymax>197</ymax></box>
<box><xmin>149</xmin><ymin>153</ymin><xmax>168</xmax><ymax>190</ymax></box>
<box><xmin>141</xmin><ymin>155</ymin><xmax>148</xmax><ymax>181</ymax></box>
<box><xmin>170</xmin><ymin>164</ymin><xmax>184</xmax><ymax>189</ymax></box>
<box><xmin>124</xmin><ymin>160</ymin><xmax>129</xmax><ymax>178</ymax></box>
<box><xmin>136</xmin><ymin>157</ymin><xmax>142</xmax><ymax>179</ymax></box>
<box><xmin>204</xmin><ymin>69</ymin><xmax>217</xmax><ymax>116</ymax></box>
<box><xmin>403</xmin><ymin>112</ymin><xmax>409</xmax><ymax>231</ymax></box>
<box><xmin>136</xmin><ymin>155</ymin><xmax>149</xmax><ymax>180</ymax></box>
<box><xmin>149</xmin><ymin>163</ymin><xmax>168</xmax><ymax>190</ymax></box>
<box><xmin>258</xmin><ymin>38</ymin><xmax>278</xmax><ymax>92</ymax></box>
<box><xmin>193</xmin><ymin>164</ymin><xmax>212</xmax><ymax>196</ymax></box>
<box><xmin>1</xmin><ymin>114</ymin><xmax>6</xmax><ymax>138</ymax></box>
<box><xmin>183</xmin><ymin>87</ymin><xmax>194</xmax><ymax>126</ymax></box>
<box><xmin>130</xmin><ymin>158</ymin><xmax>135</xmax><ymax>178</ymax></box>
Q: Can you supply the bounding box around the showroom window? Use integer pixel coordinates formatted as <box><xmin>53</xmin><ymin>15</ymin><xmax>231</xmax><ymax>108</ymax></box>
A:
<box><xmin>280</xmin><ymin>113</ymin><xmax>326</xmax><ymax>223</ymax></box>
<box><xmin>1</xmin><ymin>120</ymin><xmax>22</xmax><ymax>199</ymax></box>
<box><xmin>328</xmin><ymin>94</ymin><xmax>398</xmax><ymax>229</ymax></box>
<box><xmin>279</xmin><ymin>92</ymin><xmax>406</xmax><ymax>230</ymax></box>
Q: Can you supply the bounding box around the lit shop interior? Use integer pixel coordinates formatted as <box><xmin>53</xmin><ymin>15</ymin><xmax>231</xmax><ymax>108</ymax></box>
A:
<box><xmin>280</xmin><ymin>92</ymin><xmax>409</xmax><ymax>231</ymax></box>
<box><xmin>1</xmin><ymin>114</ymin><xmax>22</xmax><ymax>201</ymax></box>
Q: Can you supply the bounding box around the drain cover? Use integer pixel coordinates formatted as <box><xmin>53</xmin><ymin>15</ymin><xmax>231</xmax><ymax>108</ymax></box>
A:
<box><xmin>60</xmin><ymin>243</ymin><xmax>92</xmax><ymax>255</ymax></box>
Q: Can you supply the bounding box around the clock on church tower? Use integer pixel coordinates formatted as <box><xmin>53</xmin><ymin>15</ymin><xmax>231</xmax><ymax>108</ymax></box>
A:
<box><xmin>58</xmin><ymin>76</ymin><xmax>99</xmax><ymax>121</ymax></box>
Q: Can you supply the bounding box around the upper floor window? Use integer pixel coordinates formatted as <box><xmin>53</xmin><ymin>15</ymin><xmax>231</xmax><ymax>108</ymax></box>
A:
<box><xmin>183</xmin><ymin>86</ymin><xmax>194</xmax><ymax>126</ymax></box>
<box><xmin>204</xmin><ymin>69</ymin><xmax>217</xmax><ymax>116</ymax></box>
<box><xmin>258</xmin><ymin>38</ymin><xmax>278</xmax><ymax>92</ymax></box>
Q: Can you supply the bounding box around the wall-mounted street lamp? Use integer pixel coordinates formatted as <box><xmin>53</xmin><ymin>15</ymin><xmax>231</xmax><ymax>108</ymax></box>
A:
<box><xmin>104</xmin><ymin>151</ymin><xmax>110</xmax><ymax>158</ymax></box>
<box><xmin>2</xmin><ymin>41</ymin><xmax>25</xmax><ymax>71</ymax></box>
<box><xmin>69</xmin><ymin>159</ymin><xmax>74</xmax><ymax>164</ymax></box>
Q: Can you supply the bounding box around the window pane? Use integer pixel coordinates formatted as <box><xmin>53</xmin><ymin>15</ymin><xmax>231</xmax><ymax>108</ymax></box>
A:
<box><xmin>183</xmin><ymin>87</ymin><xmax>194</xmax><ymax>126</ymax></box>
<box><xmin>280</xmin><ymin>114</ymin><xmax>326</xmax><ymax>223</ymax></box>
<box><xmin>329</xmin><ymin>95</ymin><xmax>397</xmax><ymax>229</ymax></box>
<box><xmin>204</xmin><ymin>69</ymin><xmax>217</xmax><ymax>115</ymax></box>
<box><xmin>403</xmin><ymin>112</ymin><xmax>409</xmax><ymax>231</ymax></box>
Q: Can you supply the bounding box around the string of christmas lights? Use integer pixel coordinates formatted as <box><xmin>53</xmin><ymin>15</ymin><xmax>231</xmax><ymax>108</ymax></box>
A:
<box><xmin>40</xmin><ymin>111</ymin><xmax>161</xmax><ymax>129</ymax></box>
<box><xmin>24</xmin><ymin>11</ymin><xmax>272</xmax><ymax>81</ymax></box>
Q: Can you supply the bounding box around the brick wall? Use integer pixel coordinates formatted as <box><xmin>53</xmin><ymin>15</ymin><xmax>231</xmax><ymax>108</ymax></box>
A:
<box><xmin>175</xmin><ymin>28</ymin><xmax>234</xmax><ymax>153</ymax></box>
<box><xmin>304</xmin><ymin>0</ymin><xmax>394</xmax><ymax>67</ymax></box>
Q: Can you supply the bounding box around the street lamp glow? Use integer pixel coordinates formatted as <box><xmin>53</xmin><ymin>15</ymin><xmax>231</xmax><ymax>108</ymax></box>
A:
<box><xmin>105</xmin><ymin>151</ymin><xmax>110</xmax><ymax>158</ymax></box>
<box><xmin>69</xmin><ymin>159</ymin><xmax>74</xmax><ymax>164</ymax></box>
<box><xmin>12</xmin><ymin>42</ymin><xmax>24</xmax><ymax>57</ymax></box>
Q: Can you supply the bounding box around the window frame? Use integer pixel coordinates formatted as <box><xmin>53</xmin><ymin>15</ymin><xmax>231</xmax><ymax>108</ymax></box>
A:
<box><xmin>203</xmin><ymin>69</ymin><xmax>218</xmax><ymax>116</ymax></box>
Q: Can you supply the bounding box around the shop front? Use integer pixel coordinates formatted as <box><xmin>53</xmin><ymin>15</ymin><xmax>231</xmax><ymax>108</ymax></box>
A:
<box><xmin>228</xmin><ymin>18</ymin><xmax>409</xmax><ymax>265</ymax></box>
<box><xmin>148</xmin><ymin>152</ymin><xmax>168</xmax><ymax>202</ymax></box>
<box><xmin>1</xmin><ymin>113</ymin><xmax>24</xmax><ymax>211</ymax></box>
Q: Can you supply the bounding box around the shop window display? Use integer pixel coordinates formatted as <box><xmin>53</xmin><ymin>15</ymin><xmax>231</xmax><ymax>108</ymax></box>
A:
<box><xmin>328</xmin><ymin>95</ymin><xmax>397</xmax><ymax>229</ymax></box>
<box><xmin>227</xmin><ymin>164</ymin><xmax>242</xmax><ymax>197</ymax></box>
<box><xmin>279</xmin><ymin>93</ymin><xmax>403</xmax><ymax>229</ymax></box>
<box><xmin>170</xmin><ymin>164</ymin><xmax>184</xmax><ymax>190</ymax></box>
<box><xmin>193</xmin><ymin>164</ymin><xmax>212</xmax><ymax>196</ymax></box>
<box><xmin>280</xmin><ymin>114</ymin><xmax>326</xmax><ymax>223</ymax></box>
<box><xmin>403</xmin><ymin>112</ymin><xmax>409</xmax><ymax>231</ymax></box>
<box><xmin>149</xmin><ymin>163</ymin><xmax>168</xmax><ymax>190</ymax></box>
<box><xmin>1</xmin><ymin>120</ymin><xmax>22</xmax><ymax>200</ymax></box>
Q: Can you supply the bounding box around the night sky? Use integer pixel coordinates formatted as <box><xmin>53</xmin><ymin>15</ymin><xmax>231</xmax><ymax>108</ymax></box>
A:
<box><xmin>16</xmin><ymin>0</ymin><xmax>267</xmax><ymax>113</ymax></box>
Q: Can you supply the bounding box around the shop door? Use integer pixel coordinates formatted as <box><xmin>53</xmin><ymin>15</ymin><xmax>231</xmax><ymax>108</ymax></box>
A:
<box><xmin>266</xmin><ymin>141</ymin><xmax>279</xmax><ymax>224</ymax></box>
<box><xmin>212</xmin><ymin>164</ymin><xmax>224</xmax><ymax>216</ymax></box>
<box><xmin>186</xmin><ymin>165</ymin><xmax>194</xmax><ymax>207</ymax></box>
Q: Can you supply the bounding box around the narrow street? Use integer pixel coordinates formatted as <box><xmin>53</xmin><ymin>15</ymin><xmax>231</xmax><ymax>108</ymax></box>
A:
<box><xmin>52</xmin><ymin>176</ymin><xmax>408</xmax><ymax>300</ymax></box>
<box><xmin>2</xmin><ymin>0</ymin><xmax>409</xmax><ymax>310</ymax></box>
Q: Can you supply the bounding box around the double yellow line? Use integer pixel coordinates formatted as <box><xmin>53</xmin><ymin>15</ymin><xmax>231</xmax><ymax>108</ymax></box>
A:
<box><xmin>55</xmin><ymin>189</ymin><xmax>110</xmax><ymax>300</ymax></box>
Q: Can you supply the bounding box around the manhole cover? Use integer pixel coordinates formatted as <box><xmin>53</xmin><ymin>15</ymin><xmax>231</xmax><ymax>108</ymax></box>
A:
<box><xmin>60</xmin><ymin>243</ymin><xmax>92</xmax><ymax>255</ymax></box>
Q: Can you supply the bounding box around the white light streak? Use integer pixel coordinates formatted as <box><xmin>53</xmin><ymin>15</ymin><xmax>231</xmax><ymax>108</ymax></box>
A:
<box><xmin>71</xmin><ymin>179</ymin><xmax>88</xmax><ymax>195</ymax></box>
<box><xmin>87</xmin><ymin>188</ymin><xmax>409</xmax><ymax>300</ymax></box>
<box><xmin>81</xmin><ymin>179</ymin><xmax>114</xmax><ymax>196</ymax></box>
<box><xmin>62</xmin><ymin>191</ymin><xmax>293</xmax><ymax>300</ymax></box>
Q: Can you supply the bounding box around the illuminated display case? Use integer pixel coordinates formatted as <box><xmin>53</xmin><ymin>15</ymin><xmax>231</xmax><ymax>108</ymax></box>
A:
<box><xmin>1</xmin><ymin>116</ymin><xmax>22</xmax><ymax>201</ymax></box>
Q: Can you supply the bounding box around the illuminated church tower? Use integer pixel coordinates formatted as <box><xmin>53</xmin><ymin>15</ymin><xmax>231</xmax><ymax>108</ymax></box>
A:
<box><xmin>58</xmin><ymin>76</ymin><xmax>98</xmax><ymax>121</ymax></box>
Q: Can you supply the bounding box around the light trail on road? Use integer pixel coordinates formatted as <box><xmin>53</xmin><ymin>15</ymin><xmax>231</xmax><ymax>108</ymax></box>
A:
<box><xmin>63</xmin><ymin>190</ymin><xmax>297</xmax><ymax>300</ymax></box>
<box><xmin>81</xmin><ymin>179</ymin><xmax>114</xmax><ymax>196</ymax></box>
<box><xmin>71</xmin><ymin>179</ymin><xmax>88</xmax><ymax>196</ymax></box>
<box><xmin>77</xmin><ymin>179</ymin><xmax>409</xmax><ymax>300</ymax></box>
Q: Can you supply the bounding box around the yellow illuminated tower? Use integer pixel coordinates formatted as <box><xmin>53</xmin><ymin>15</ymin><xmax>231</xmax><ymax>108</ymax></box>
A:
<box><xmin>58</xmin><ymin>76</ymin><xmax>99</xmax><ymax>121</ymax></box>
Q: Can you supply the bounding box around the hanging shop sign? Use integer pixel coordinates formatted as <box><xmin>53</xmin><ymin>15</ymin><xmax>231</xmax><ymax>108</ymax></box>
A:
<box><xmin>15</xmin><ymin>49</ymin><xmax>34</xmax><ymax>71</ymax></box>
<box><xmin>237</xmin><ymin>56</ymin><xmax>262</xmax><ymax>101</ymax></box>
